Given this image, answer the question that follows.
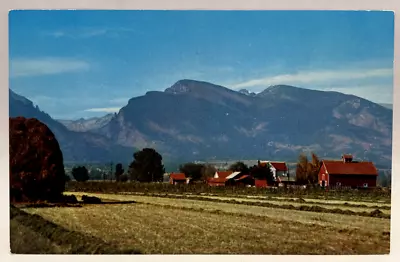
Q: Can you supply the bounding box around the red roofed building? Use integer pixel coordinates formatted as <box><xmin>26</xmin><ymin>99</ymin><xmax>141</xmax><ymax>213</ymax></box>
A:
<box><xmin>318</xmin><ymin>154</ymin><xmax>378</xmax><ymax>188</ymax></box>
<box><xmin>213</xmin><ymin>171</ymin><xmax>232</xmax><ymax>179</ymax></box>
<box><xmin>169</xmin><ymin>173</ymin><xmax>187</xmax><ymax>185</ymax></box>
<box><xmin>207</xmin><ymin>177</ymin><xmax>227</xmax><ymax>186</ymax></box>
<box><xmin>258</xmin><ymin>160</ymin><xmax>290</xmax><ymax>185</ymax></box>
<box><xmin>207</xmin><ymin>171</ymin><xmax>232</xmax><ymax>186</ymax></box>
<box><xmin>233</xmin><ymin>174</ymin><xmax>255</xmax><ymax>187</ymax></box>
<box><xmin>269</xmin><ymin>162</ymin><xmax>289</xmax><ymax>178</ymax></box>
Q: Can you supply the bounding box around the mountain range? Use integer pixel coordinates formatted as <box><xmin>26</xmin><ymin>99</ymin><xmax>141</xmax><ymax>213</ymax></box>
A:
<box><xmin>9</xmin><ymin>80</ymin><xmax>393</xmax><ymax>168</ymax></box>
<box><xmin>57</xmin><ymin>113</ymin><xmax>115</xmax><ymax>132</ymax></box>
<box><xmin>9</xmin><ymin>89</ymin><xmax>133</xmax><ymax>163</ymax></box>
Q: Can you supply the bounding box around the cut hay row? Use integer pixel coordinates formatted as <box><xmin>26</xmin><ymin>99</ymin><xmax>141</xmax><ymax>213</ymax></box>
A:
<box><xmin>132</xmin><ymin>194</ymin><xmax>391</xmax><ymax>218</ymax></box>
<box><xmin>165</xmin><ymin>194</ymin><xmax>391</xmax><ymax>213</ymax></box>
<box><xmin>242</xmin><ymin>195</ymin><xmax>391</xmax><ymax>207</ymax></box>
<box><xmin>114</xmin><ymin>191</ymin><xmax>391</xmax><ymax>210</ymax></box>
<box><xmin>66</xmin><ymin>192</ymin><xmax>390</xmax><ymax>219</ymax></box>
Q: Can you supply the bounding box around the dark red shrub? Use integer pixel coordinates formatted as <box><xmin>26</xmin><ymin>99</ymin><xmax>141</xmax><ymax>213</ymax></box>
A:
<box><xmin>9</xmin><ymin>117</ymin><xmax>65</xmax><ymax>202</ymax></box>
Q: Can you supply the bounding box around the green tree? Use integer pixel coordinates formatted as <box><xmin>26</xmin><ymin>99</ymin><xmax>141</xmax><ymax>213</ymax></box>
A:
<box><xmin>128</xmin><ymin>148</ymin><xmax>165</xmax><ymax>182</ymax></box>
<box><xmin>179</xmin><ymin>163</ymin><xmax>205</xmax><ymax>181</ymax></box>
<box><xmin>115</xmin><ymin>163</ymin><xmax>124</xmax><ymax>182</ymax></box>
<box><xmin>250</xmin><ymin>164</ymin><xmax>274</xmax><ymax>184</ymax></box>
<box><xmin>71</xmin><ymin>166</ymin><xmax>89</xmax><ymax>182</ymax></box>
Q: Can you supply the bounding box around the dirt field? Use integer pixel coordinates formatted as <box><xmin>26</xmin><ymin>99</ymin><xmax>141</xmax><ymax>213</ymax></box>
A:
<box><xmin>12</xmin><ymin>192</ymin><xmax>391</xmax><ymax>254</ymax></box>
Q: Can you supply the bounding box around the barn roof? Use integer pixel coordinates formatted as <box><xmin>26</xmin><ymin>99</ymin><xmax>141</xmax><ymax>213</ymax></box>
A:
<box><xmin>170</xmin><ymin>173</ymin><xmax>187</xmax><ymax>180</ymax></box>
<box><xmin>207</xmin><ymin>177</ymin><xmax>227</xmax><ymax>183</ymax></box>
<box><xmin>322</xmin><ymin>160</ymin><xmax>378</xmax><ymax>176</ymax></box>
<box><xmin>235</xmin><ymin>174</ymin><xmax>254</xmax><ymax>181</ymax></box>
<box><xmin>270</xmin><ymin>162</ymin><xmax>288</xmax><ymax>171</ymax></box>
<box><xmin>215</xmin><ymin>171</ymin><xmax>232</xmax><ymax>179</ymax></box>
<box><xmin>226</xmin><ymin>171</ymin><xmax>241</xmax><ymax>180</ymax></box>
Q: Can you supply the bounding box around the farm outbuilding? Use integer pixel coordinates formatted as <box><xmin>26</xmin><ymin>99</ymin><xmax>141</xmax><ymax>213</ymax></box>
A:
<box><xmin>225</xmin><ymin>173</ymin><xmax>255</xmax><ymax>187</ymax></box>
<box><xmin>318</xmin><ymin>154</ymin><xmax>378</xmax><ymax>188</ymax></box>
<box><xmin>169</xmin><ymin>173</ymin><xmax>187</xmax><ymax>185</ymax></box>
<box><xmin>207</xmin><ymin>177</ymin><xmax>227</xmax><ymax>186</ymax></box>
<box><xmin>269</xmin><ymin>162</ymin><xmax>289</xmax><ymax>177</ymax></box>
<box><xmin>213</xmin><ymin>171</ymin><xmax>232</xmax><ymax>179</ymax></box>
<box><xmin>256</xmin><ymin>160</ymin><xmax>291</xmax><ymax>187</ymax></box>
<box><xmin>207</xmin><ymin>171</ymin><xmax>233</xmax><ymax>186</ymax></box>
<box><xmin>255</xmin><ymin>179</ymin><xmax>268</xmax><ymax>188</ymax></box>
<box><xmin>258</xmin><ymin>161</ymin><xmax>289</xmax><ymax>178</ymax></box>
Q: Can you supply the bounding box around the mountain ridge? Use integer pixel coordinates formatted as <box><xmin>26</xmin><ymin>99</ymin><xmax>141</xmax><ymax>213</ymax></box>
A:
<box><xmin>58</xmin><ymin>113</ymin><xmax>116</xmax><ymax>132</ymax></box>
<box><xmin>96</xmin><ymin>80</ymin><xmax>393</xmax><ymax>167</ymax></box>
<box><xmin>9</xmin><ymin>80</ymin><xmax>393</xmax><ymax>168</ymax></box>
<box><xmin>9</xmin><ymin>89</ymin><xmax>134</xmax><ymax>163</ymax></box>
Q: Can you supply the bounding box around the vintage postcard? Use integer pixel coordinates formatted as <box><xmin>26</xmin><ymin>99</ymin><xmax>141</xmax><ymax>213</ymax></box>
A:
<box><xmin>8</xmin><ymin>9</ymin><xmax>394</xmax><ymax>255</ymax></box>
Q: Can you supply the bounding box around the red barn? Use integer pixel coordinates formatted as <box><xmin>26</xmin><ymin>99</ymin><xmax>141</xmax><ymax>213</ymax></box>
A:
<box><xmin>318</xmin><ymin>154</ymin><xmax>378</xmax><ymax>188</ymax></box>
<box><xmin>169</xmin><ymin>173</ymin><xmax>187</xmax><ymax>185</ymax></box>
<box><xmin>207</xmin><ymin>177</ymin><xmax>227</xmax><ymax>186</ymax></box>
<box><xmin>207</xmin><ymin>171</ymin><xmax>232</xmax><ymax>186</ymax></box>
<box><xmin>255</xmin><ymin>179</ymin><xmax>268</xmax><ymax>188</ymax></box>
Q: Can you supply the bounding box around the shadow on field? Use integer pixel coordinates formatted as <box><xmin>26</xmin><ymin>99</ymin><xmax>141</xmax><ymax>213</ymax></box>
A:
<box><xmin>10</xmin><ymin>205</ymin><xmax>142</xmax><ymax>254</ymax></box>
<box><xmin>13</xmin><ymin>194</ymin><xmax>137</xmax><ymax>209</ymax></box>
<box><xmin>17</xmin><ymin>200</ymin><xmax>138</xmax><ymax>209</ymax></box>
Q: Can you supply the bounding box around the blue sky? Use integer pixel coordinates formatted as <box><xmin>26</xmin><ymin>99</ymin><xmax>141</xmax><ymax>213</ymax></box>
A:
<box><xmin>9</xmin><ymin>10</ymin><xmax>394</xmax><ymax>119</ymax></box>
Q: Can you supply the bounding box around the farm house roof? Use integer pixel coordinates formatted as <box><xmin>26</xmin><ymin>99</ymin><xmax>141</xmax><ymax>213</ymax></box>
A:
<box><xmin>169</xmin><ymin>173</ymin><xmax>187</xmax><ymax>180</ymax></box>
<box><xmin>269</xmin><ymin>162</ymin><xmax>288</xmax><ymax>171</ymax></box>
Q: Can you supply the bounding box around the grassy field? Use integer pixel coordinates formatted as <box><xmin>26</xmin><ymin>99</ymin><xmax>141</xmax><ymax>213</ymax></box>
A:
<box><xmin>11</xmin><ymin>191</ymin><xmax>391</xmax><ymax>254</ymax></box>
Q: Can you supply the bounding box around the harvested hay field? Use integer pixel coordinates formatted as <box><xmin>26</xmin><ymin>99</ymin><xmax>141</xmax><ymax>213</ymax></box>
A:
<box><xmin>67</xmin><ymin>192</ymin><xmax>390</xmax><ymax>218</ymax></box>
<box><xmin>114</xmin><ymin>192</ymin><xmax>391</xmax><ymax>214</ymax></box>
<box><xmin>13</xmin><ymin>192</ymin><xmax>391</xmax><ymax>254</ymax></box>
<box><xmin>10</xmin><ymin>205</ymin><xmax>141</xmax><ymax>254</ymax></box>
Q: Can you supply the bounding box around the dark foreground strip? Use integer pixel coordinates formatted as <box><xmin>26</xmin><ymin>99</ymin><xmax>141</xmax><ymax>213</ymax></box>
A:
<box><xmin>10</xmin><ymin>206</ymin><xmax>141</xmax><ymax>254</ymax></box>
<box><xmin>134</xmin><ymin>193</ymin><xmax>391</xmax><ymax>219</ymax></box>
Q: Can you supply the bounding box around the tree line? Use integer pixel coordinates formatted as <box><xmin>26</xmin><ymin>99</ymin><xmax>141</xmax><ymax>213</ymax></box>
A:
<box><xmin>69</xmin><ymin>148</ymin><xmax>165</xmax><ymax>183</ymax></box>
<box><xmin>68</xmin><ymin>147</ymin><xmax>277</xmax><ymax>183</ymax></box>
<box><xmin>68</xmin><ymin>147</ymin><xmax>326</xmax><ymax>186</ymax></box>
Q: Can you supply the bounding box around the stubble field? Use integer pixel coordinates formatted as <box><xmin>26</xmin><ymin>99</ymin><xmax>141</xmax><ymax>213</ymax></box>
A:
<box><xmin>10</xmin><ymin>188</ymin><xmax>391</xmax><ymax>255</ymax></box>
